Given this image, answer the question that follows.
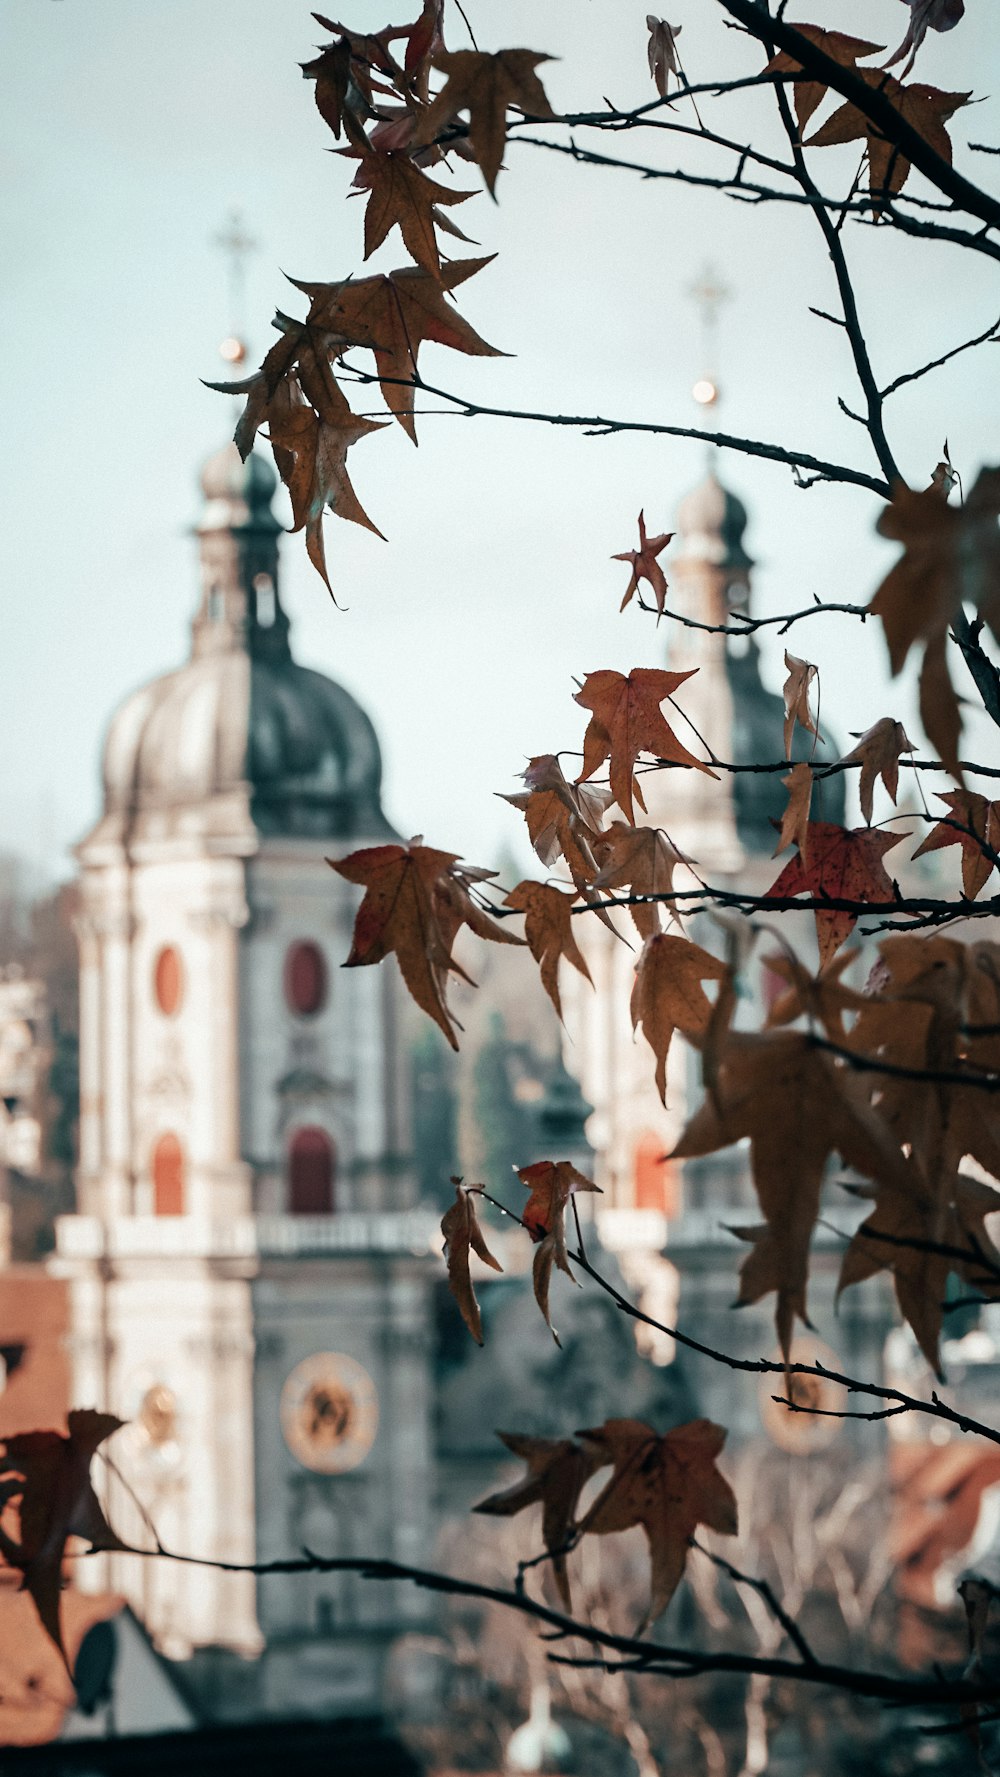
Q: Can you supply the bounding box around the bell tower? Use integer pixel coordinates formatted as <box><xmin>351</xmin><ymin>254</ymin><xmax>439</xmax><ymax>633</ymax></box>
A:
<box><xmin>56</xmin><ymin>416</ymin><xmax>436</xmax><ymax>1716</ymax></box>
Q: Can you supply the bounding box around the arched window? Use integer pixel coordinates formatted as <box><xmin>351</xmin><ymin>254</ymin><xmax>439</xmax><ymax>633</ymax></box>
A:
<box><xmin>289</xmin><ymin>1126</ymin><xmax>335</xmax><ymax>1215</ymax></box>
<box><xmin>253</xmin><ymin>573</ymin><xmax>276</xmax><ymax>628</ymax></box>
<box><xmin>152</xmin><ymin>1133</ymin><xmax>185</xmax><ymax>1216</ymax></box>
<box><xmin>284</xmin><ymin>941</ymin><xmax>327</xmax><ymax>1016</ymax></box>
<box><xmin>153</xmin><ymin>945</ymin><xmax>184</xmax><ymax>1017</ymax></box>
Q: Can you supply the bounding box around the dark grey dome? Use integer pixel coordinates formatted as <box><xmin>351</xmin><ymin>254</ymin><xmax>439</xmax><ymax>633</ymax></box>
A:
<box><xmin>93</xmin><ymin>442</ymin><xmax>396</xmax><ymax>846</ymax></box>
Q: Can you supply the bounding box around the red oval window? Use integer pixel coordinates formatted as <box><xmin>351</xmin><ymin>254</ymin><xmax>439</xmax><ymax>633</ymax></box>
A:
<box><xmin>154</xmin><ymin>946</ymin><xmax>184</xmax><ymax>1017</ymax></box>
<box><xmin>152</xmin><ymin>1133</ymin><xmax>185</xmax><ymax>1216</ymax></box>
<box><xmin>284</xmin><ymin>941</ymin><xmax>327</xmax><ymax>1016</ymax></box>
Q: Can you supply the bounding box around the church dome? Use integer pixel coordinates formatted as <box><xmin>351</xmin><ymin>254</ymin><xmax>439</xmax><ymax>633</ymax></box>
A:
<box><xmin>676</xmin><ymin>468</ymin><xmax>753</xmax><ymax>572</ymax></box>
<box><xmin>89</xmin><ymin>445</ymin><xmax>396</xmax><ymax>850</ymax></box>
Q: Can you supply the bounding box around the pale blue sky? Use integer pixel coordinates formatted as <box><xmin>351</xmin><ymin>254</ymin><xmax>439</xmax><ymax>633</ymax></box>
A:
<box><xmin>2</xmin><ymin>0</ymin><xmax>998</xmax><ymax>882</ymax></box>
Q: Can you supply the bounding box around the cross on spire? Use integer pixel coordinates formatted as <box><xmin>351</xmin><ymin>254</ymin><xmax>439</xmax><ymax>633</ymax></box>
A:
<box><xmin>687</xmin><ymin>262</ymin><xmax>731</xmax><ymax>409</ymax></box>
<box><xmin>213</xmin><ymin>209</ymin><xmax>257</xmax><ymax>367</ymax></box>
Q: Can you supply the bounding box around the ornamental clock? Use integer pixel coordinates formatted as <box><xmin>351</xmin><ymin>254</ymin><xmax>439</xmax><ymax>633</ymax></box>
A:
<box><xmin>279</xmin><ymin>1352</ymin><xmax>379</xmax><ymax>1474</ymax></box>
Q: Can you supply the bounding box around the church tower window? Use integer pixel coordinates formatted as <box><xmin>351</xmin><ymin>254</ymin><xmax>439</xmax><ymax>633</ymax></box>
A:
<box><xmin>152</xmin><ymin>1132</ymin><xmax>186</xmax><ymax>1216</ymax></box>
<box><xmin>284</xmin><ymin>940</ymin><xmax>327</xmax><ymax>1016</ymax></box>
<box><xmin>153</xmin><ymin>945</ymin><xmax>184</xmax><ymax>1017</ymax></box>
<box><xmin>288</xmin><ymin>1126</ymin><xmax>335</xmax><ymax>1214</ymax></box>
<box><xmin>254</xmin><ymin>573</ymin><xmax>276</xmax><ymax>627</ymax></box>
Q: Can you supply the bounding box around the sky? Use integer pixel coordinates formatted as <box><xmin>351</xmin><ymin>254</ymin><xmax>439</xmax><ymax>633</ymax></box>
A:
<box><xmin>2</xmin><ymin>0</ymin><xmax>999</xmax><ymax>884</ymax></box>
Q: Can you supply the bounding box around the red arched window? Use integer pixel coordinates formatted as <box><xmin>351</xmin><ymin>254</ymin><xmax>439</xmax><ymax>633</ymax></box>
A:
<box><xmin>152</xmin><ymin>1133</ymin><xmax>185</xmax><ymax>1216</ymax></box>
<box><xmin>153</xmin><ymin>946</ymin><xmax>184</xmax><ymax>1017</ymax></box>
<box><xmin>634</xmin><ymin>1133</ymin><xmax>679</xmax><ymax>1216</ymax></box>
<box><xmin>284</xmin><ymin>941</ymin><xmax>327</xmax><ymax>1016</ymax></box>
<box><xmin>289</xmin><ymin>1127</ymin><xmax>335</xmax><ymax>1215</ymax></box>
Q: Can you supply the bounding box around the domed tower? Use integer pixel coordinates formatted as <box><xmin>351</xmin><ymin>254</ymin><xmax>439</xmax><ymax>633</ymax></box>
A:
<box><xmin>644</xmin><ymin>462</ymin><xmax>844</xmax><ymax>865</ymax></box>
<box><xmin>57</xmin><ymin>444</ymin><xmax>435</xmax><ymax>1718</ymax></box>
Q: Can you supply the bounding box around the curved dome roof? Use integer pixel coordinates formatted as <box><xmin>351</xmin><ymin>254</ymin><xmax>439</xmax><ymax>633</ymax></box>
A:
<box><xmin>100</xmin><ymin>652</ymin><xmax>392</xmax><ymax>842</ymax></box>
<box><xmin>676</xmin><ymin>468</ymin><xmax>753</xmax><ymax>572</ymax></box>
<box><xmin>87</xmin><ymin>444</ymin><xmax>395</xmax><ymax>851</ymax></box>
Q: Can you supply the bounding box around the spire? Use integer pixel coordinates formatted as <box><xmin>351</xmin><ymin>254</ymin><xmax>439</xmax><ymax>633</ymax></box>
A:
<box><xmin>191</xmin><ymin>213</ymin><xmax>291</xmax><ymax>663</ymax></box>
<box><xmin>193</xmin><ymin>444</ymin><xmax>290</xmax><ymax>662</ymax></box>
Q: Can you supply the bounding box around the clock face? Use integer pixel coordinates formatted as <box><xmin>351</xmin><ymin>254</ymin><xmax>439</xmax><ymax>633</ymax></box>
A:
<box><xmin>280</xmin><ymin>1353</ymin><xmax>379</xmax><ymax>1474</ymax></box>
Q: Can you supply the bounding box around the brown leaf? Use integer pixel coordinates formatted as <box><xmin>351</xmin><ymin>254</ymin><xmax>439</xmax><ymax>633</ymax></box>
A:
<box><xmin>764</xmin><ymin>25</ymin><xmax>883</xmax><ymax>133</ymax></box>
<box><xmin>806</xmin><ymin>71</ymin><xmax>971</xmax><ymax>201</ymax></box>
<box><xmin>503</xmin><ymin>881</ymin><xmax>592</xmax><ymax>1020</ymax></box>
<box><xmin>574</xmin><ymin>668</ymin><xmax>714</xmax><ymax>825</ymax></box>
<box><xmin>348</xmin><ymin>142</ymin><xmax>476</xmax><ymax>280</ymax></box>
<box><xmin>838</xmin><ymin>717</ymin><xmax>915</xmax><ymax>823</ymax></box>
<box><xmin>301</xmin><ymin>34</ymin><xmax>354</xmax><ymax>138</ymax></box>
<box><xmin>292</xmin><ymin>257</ymin><xmax>502</xmax><ymax>442</ymax></box>
<box><xmin>474</xmin><ymin>1432</ymin><xmax>603</xmax><ymax>1610</ymax></box>
<box><xmin>0</xmin><ymin>1412</ymin><xmax>127</xmax><ymax>1666</ymax></box>
<box><xmin>646</xmin><ymin>18</ymin><xmax>683</xmax><ymax>98</ymax></box>
<box><xmin>885</xmin><ymin>0</ymin><xmax>965</xmax><ymax>77</ymax></box>
<box><xmin>765</xmin><ymin>822</ymin><xmax>907</xmax><ymax>967</ymax></box>
<box><xmin>578</xmin><ymin>1418</ymin><xmax>737</xmax><ymax>1630</ymax></box>
<box><xmin>913</xmin><ymin>790</ymin><xmax>1000</xmax><ymax>898</ymax></box>
<box><xmin>413</xmin><ymin>48</ymin><xmax>557</xmax><ymax>195</ymax></box>
<box><xmin>672</xmin><ymin>1030</ymin><xmax>912</xmax><ymax>1357</ymax></box>
<box><xmin>764</xmin><ymin>947</ymin><xmax>864</xmax><ymax>1038</ymax></box>
<box><xmin>781</xmin><ymin>650</ymin><xmax>821</xmax><ymax>758</ymax></box>
<box><xmin>772</xmin><ymin>762</ymin><xmax>814</xmax><ymax>863</ymax></box>
<box><xmin>502</xmin><ymin>755</ymin><xmax>612</xmax><ymax>887</ymax></box>
<box><xmin>591</xmin><ymin>821</ymin><xmax>681</xmax><ymax>939</ymax></box>
<box><xmin>612</xmin><ymin>511</ymin><xmax>673</xmax><ymax>615</ymax></box>
<box><xmin>331</xmin><ymin>840</ymin><xmax>520</xmax><ymax>1048</ymax></box>
<box><xmin>631</xmin><ymin>933</ymin><xmax>727</xmax><ymax>1105</ymax></box>
<box><xmin>517</xmin><ymin>1160</ymin><xmax>600</xmax><ymax>1340</ymax></box>
<box><xmin>441</xmin><ymin>1180</ymin><xmax>503</xmax><ymax>1344</ymax></box>
<box><xmin>869</xmin><ymin>469</ymin><xmax>1000</xmax><ymax>777</ymax></box>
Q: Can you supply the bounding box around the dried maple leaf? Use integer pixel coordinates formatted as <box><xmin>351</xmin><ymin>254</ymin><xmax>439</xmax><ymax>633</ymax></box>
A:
<box><xmin>517</xmin><ymin>1160</ymin><xmax>600</xmax><ymax>1340</ymax></box>
<box><xmin>502</xmin><ymin>756</ymin><xmax>612</xmax><ymax>888</ymax></box>
<box><xmin>331</xmin><ymin>840</ymin><xmax>519</xmax><ymax>1048</ymax></box>
<box><xmin>503</xmin><ymin>881</ymin><xmax>592</xmax><ymax>1021</ymax></box>
<box><xmin>806</xmin><ymin>70</ymin><xmax>971</xmax><ymax>201</ymax></box>
<box><xmin>612</xmin><ymin>511</ymin><xmax>673</xmax><ymax>615</ymax></box>
<box><xmin>441</xmin><ymin>1180</ymin><xmax>503</xmax><ymax>1344</ymax></box>
<box><xmin>578</xmin><ymin>1418</ymin><xmax>737</xmax><ymax>1630</ymax></box>
<box><xmin>269</xmin><ymin>373</ymin><xmax>387</xmax><ymax>592</ymax></box>
<box><xmin>631</xmin><ymin>932</ymin><xmax>727</xmax><ymax>1104</ymax></box>
<box><xmin>348</xmin><ymin>141</ymin><xmax>476</xmax><ymax>280</ymax></box>
<box><xmin>772</xmin><ymin>762</ymin><xmax>814</xmax><ymax>864</ymax></box>
<box><xmin>764</xmin><ymin>25</ymin><xmax>883</xmax><ymax>133</ymax></box>
<box><xmin>474</xmin><ymin>1432</ymin><xmax>604</xmax><ymax>1611</ymax></box>
<box><xmin>781</xmin><ymin>651</ymin><xmax>821</xmax><ymax>758</ymax></box>
<box><xmin>764</xmin><ymin>947</ymin><xmax>864</xmax><ymax>1038</ymax></box>
<box><xmin>591</xmin><ymin>821</ymin><xmax>681</xmax><ymax>939</ymax></box>
<box><xmin>885</xmin><ymin>0</ymin><xmax>965</xmax><ymax>78</ymax></box>
<box><xmin>840</xmin><ymin>1166</ymin><xmax>999</xmax><ymax>1375</ymax></box>
<box><xmin>838</xmin><ymin>717</ymin><xmax>915</xmax><ymax>824</ymax></box>
<box><xmin>672</xmin><ymin>1030</ymin><xmax>911</xmax><ymax>1356</ymax></box>
<box><xmin>574</xmin><ymin>668</ymin><xmax>713</xmax><ymax>825</ymax></box>
<box><xmin>301</xmin><ymin>33</ymin><xmax>355</xmax><ymax>138</ymax></box>
<box><xmin>292</xmin><ymin>257</ymin><xmax>501</xmax><ymax>442</ymax></box>
<box><xmin>870</xmin><ymin>470</ymin><xmax>1000</xmax><ymax>776</ymax></box>
<box><xmin>839</xmin><ymin>1173</ymin><xmax>953</xmax><ymax>1373</ymax></box>
<box><xmin>913</xmin><ymin>790</ymin><xmax>1000</xmax><ymax>898</ymax></box>
<box><xmin>765</xmin><ymin>822</ymin><xmax>907</xmax><ymax>968</ymax></box>
<box><xmin>646</xmin><ymin>18</ymin><xmax>683</xmax><ymax>98</ymax></box>
<box><xmin>413</xmin><ymin>49</ymin><xmax>556</xmax><ymax>195</ymax></box>
<box><xmin>0</xmin><ymin>1412</ymin><xmax>127</xmax><ymax>1665</ymax></box>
